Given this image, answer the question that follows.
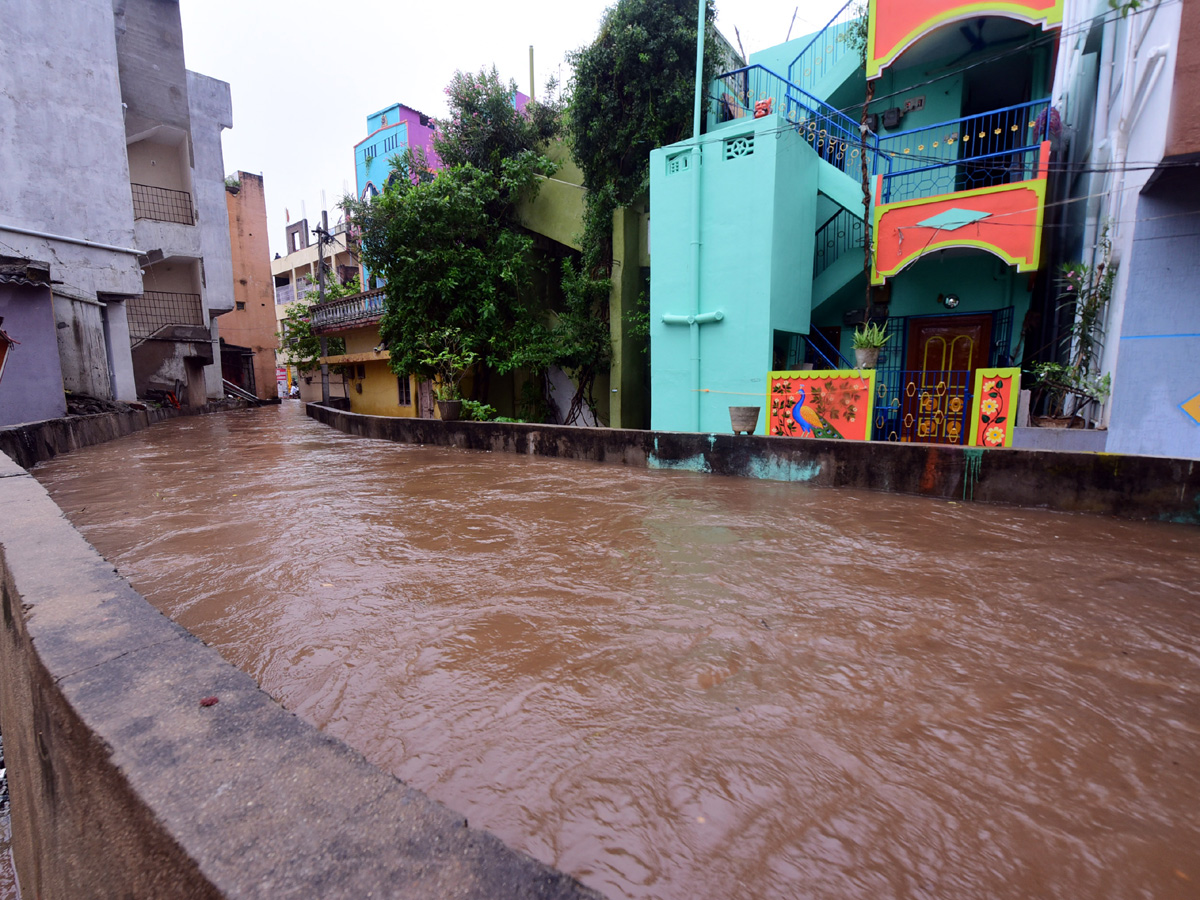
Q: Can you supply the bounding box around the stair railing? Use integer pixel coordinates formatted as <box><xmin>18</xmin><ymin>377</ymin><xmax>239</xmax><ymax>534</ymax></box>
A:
<box><xmin>814</xmin><ymin>207</ymin><xmax>866</xmax><ymax>278</ymax></box>
<box><xmin>806</xmin><ymin>328</ymin><xmax>854</xmax><ymax>369</ymax></box>
<box><xmin>710</xmin><ymin>64</ymin><xmax>878</xmax><ymax>178</ymax></box>
<box><xmin>787</xmin><ymin>0</ymin><xmax>862</xmax><ymax>94</ymax></box>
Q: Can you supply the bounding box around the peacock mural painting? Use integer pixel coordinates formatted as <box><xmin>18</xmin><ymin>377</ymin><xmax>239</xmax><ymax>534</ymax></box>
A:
<box><xmin>768</xmin><ymin>371</ymin><xmax>875</xmax><ymax>441</ymax></box>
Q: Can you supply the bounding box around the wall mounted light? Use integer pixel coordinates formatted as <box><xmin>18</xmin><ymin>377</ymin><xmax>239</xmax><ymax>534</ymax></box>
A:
<box><xmin>938</xmin><ymin>293</ymin><xmax>960</xmax><ymax>309</ymax></box>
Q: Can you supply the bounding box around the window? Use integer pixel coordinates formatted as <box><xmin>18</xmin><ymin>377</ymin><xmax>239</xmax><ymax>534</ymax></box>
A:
<box><xmin>356</xmin><ymin>364</ymin><xmax>366</xmax><ymax>379</ymax></box>
<box><xmin>235</xmin><ymin>301</ymin><xmax>246</xmax><ymax>311</ymax></box>
<box><xmin>397</xmin><ymin>375</ymin><xmax>412</xmax><ymax>406</ymax></box>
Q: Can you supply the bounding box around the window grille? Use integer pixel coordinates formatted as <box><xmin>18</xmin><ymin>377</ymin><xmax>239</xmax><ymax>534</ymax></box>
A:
<box><xmin>130</xmin><ymin>184</ymin><xmax>195</xmax><ymax>225</ymax></box>
<box><xmin>666</xmin><ymin>152</ymin><xmax>690</xmax><ymax>175</ymax></box>
<box><xmin>724</xmin><ymin>135</ymin><xmax>755</xmax><ymax>160</ymax></box>
<box><xmin>126</xmin><ymin>291</ymin><xmax>204</xmax><ymax>344</ymax></box>
<box><xmin>398</xmin><ymin>375</ymin><xmax>412</xmax><ymax>406</ymax></box>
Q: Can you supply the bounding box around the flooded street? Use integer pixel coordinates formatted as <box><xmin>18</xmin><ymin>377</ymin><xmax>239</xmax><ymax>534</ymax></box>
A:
<box><xmin>32</xmin><ymin>404</ymin><xmax>1200</xmax><ymax>900</ymax></box>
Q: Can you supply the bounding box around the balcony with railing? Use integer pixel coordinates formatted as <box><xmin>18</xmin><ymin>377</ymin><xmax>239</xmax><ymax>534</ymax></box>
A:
<box><xmin>127</xmin><ymin>291</ymin><xmax>204</xmax><ymax>345</ymax></box>
<box><xmin>130</xmin><ymin>184</ymin><xmax>195</xmax><ymax>225</ymax></box>
<box><xmin>710</xmin><ymin>64</ymin><xmax>870</xmax><ymax>179</ymax></box>
<box><xmin>310</xmin><ymin>288</ymin><xmax>386</xmax><ymax>334</ymax></box>
<box><xmin>876</xmin><ymin>98</ymin><xmax>1051</xmax><ymax>204</ymax></box>
<box><xmin>705</xmin><ymin>63</ymin><xmax>1052</xmax><ymax>286</ymax></box>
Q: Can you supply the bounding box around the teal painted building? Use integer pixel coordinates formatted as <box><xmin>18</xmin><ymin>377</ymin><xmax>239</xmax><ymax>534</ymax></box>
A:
<box><xmin>354</xmin><ymin>102</ymin><xmax>438</xmax><ymax>200</ymax></box>
<box><xmin>650</xmin><ymin>0</ymin><xmax>1063</xmax><ymax>442</ymax></box>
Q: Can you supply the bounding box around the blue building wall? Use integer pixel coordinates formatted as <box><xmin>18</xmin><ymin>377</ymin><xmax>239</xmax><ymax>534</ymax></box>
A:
<box><xmin>355</xmin><ymin>112</ymin><xmax>409</xmax><ymax>198</ymax></box>
<box><xmin>1106</xmin><ymin>171</ymin><xmax>1200</xmax><ymax>458</ymax></box>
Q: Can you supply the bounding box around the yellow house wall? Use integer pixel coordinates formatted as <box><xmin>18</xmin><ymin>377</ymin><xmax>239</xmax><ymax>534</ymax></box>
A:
<box><xmin>330</xmin><ymin>325</ymin><xmax>417</xmax><ymax>418</ymax></box>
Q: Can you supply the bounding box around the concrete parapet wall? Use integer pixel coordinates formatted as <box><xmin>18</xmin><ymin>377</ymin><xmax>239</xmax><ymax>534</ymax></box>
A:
<box><xmin>0</xmin><ymin>409</ymin><xmax>601</xmax><ymax>899</ymax></box>
<box><xmin>0</xmin><ymin>401</ymin><xmax>245</xmax><ymax>470</ymax></box>
<box><xmin>308</xmin><ymin>404</ymin><xmax>1200</xmax><ymax>526</ymax></box>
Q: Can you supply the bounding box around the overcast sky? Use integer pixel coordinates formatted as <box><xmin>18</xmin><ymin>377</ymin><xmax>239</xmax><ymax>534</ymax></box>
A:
<box><xmin>179</xmin><ymin>0</ymin><xmax>843</xmax><ymax>258</ymax></box>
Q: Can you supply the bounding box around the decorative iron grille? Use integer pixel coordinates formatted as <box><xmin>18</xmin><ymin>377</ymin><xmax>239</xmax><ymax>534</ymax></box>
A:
<box><xmin>814</xmin><ymin>208</ymin><xmax>865</xmax><ymax>277</ymax></box>
<box><xmin>130</xmin><ymin>183</ymin><xmax>195</xmax><ymax>225</ymax></box>
<box><xmin>868</xmin><ymin>308</ymin><xmax>1017</xmax><ymax>443</ymax></box>
<box><xmin>127</xmin><ymin>291</ymin><xmax>204</xmax><ymax>343</ymax></box>
<box><xmin>876</xmin><ymin>99</ymin><xmax>1051</xmax><ymax>204</ymax></box>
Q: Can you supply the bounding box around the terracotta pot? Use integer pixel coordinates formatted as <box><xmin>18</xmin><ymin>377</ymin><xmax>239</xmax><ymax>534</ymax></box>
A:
<box><xmin>1031</xmin><ymin>414</ymin><xmax>1083</xmax><ymax>429</ymax></box>
<box><xmin>729</xmin><ymin>406</ymin><xmax>760</xmax><ymax>435</ymax></box>
<box><xmin>437</xmin><ymin>399</ymin><xmax>462</xmax><ymax>421</ymax></box>
<box><xmin>854</xmin><ymin>347</ymin><xmax>880</xmax><ymax>369</ymax></box>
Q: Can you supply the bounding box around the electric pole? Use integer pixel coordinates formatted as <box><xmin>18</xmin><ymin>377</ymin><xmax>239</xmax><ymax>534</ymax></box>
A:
<box><xmin>315</xmin><ymin>209</ymin><xmax>330</xmax><ymax>405</ymax></box>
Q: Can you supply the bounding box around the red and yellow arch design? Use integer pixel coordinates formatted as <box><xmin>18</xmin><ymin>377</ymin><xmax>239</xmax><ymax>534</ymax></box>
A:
<box><xmin>870</xmin><ymin>143</ymin><xmax>1049</xmax><ymax>284</ymax></box>
<box><xmin>866</xmin><ymin>0</ymin><xmax>1063</xmax><ymax>80</ymax></box>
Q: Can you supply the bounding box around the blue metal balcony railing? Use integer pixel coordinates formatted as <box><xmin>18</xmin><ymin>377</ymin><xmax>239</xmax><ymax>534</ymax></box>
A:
<box><xmin>711</xmin><ymin>65</ymin><xmax>874</xmax><ymax>178</ymax></box>
<box><xmin>876</xmin><ymin>98</ymin><xmax>1051</xmax><ymax>203</ymax></box>
<box><xmin>787</xmin><ymin>0</ymin><xmax>862</xmax><ymax>95</ymax></box>
<box><xmin>310</xmin><ymin>288</ymin><xmax>385</xmax><ymax>333</ymax></box>
<box><xmin>814</xmin><ymin>207</ymin><xmax>865</xmax><ymax>277</ymax></box>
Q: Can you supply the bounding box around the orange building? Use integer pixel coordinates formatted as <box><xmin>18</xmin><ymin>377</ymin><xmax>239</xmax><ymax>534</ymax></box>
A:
<box><xmin>222</xmin><ymin>172</ymin><xmax>279</xmax><ymax>400</ymax></box>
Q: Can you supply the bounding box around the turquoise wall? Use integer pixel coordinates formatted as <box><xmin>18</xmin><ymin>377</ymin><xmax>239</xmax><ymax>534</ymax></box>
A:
<box><xmin>650</xmin><ymin>113</ymin><xmax>818</xmax><ymax>434</ymax></box>
<box><xmin>356</xmin><ymin>121</ymin><xmax>409</xmax><ymax>197</ymax></box>
<box><xmin>812</xmin><ymin>253</ymin><xmax>1031</xmax><ymax>364</ymax></box>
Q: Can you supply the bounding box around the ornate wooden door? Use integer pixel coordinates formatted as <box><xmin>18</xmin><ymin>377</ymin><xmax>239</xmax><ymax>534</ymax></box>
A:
<box><xmin>901</xmin><ymin>315</ymin><xmax>991</xmax><ymax>444</ymax></box>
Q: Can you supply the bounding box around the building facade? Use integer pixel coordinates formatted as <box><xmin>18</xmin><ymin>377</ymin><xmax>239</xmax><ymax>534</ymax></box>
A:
<box><xmin>354</xmin><ymin>102</ymin><xmax>440</xmax><ymax>201</ymax></box>
<box><xmin>222</xmin><ymin>172</ymin><xmax>279</xmax><ymax>400</ymax></box>
<box><xmin>1050</xmin><ymin>0</ymin><xmax>1198</xmax><ymax>458</ymax></box>
<box><xmin>0</xmin><ymin>0</ymin><xmax>234</xmax><ymax>423</ymax></box>
<box><xmin>650</xmin><ymin>0</ymin><xmax>1062</xmax><ymax>441</ymax></box>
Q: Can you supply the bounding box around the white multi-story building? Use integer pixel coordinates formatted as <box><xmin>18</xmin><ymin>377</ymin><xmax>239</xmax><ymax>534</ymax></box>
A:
<box><xmin>1051</xmin><ymin>0</ymin><xmax>1199</xmax><ymax>458</ymax></box>
<box><xmin>0</xmin><ymin>0</ymin><xmax>234</xmax><ymax>422</ymax></box>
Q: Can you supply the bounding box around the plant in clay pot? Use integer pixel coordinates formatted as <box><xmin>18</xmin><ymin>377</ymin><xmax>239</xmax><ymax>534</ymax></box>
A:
<box><xmin>419</xmin><ymin>327</ymin><xmax>478</xmax><ymax>420</ymax></box>
<box><xmin>1028</xmin><ymin>362</ymin><xmax>1111</xmax><ymax>427</ymax></box>
<box><xmin>851</xmin><ymin>322</ymin><xmax>889</xmax><ymax>369</ymax></box>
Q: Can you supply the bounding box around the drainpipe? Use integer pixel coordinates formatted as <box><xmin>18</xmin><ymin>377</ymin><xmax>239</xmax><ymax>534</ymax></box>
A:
<box><xmin>0</xmin><ymin>223</ymin><xmax>141</xmax><ymax>256</ymax></box>
<box><xmin>689</xmin><ymin>0</ymin><xmax>706</xmax><ymax>429</ymax></box>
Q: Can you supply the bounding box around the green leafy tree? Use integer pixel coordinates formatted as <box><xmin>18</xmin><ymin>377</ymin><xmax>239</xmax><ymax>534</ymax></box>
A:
<box><xmin>567</xmin><ymin>0</ymin><xmax>719</xmax><ymax>205</ymax></box>
<box><xmin>434</xmin><ymin>67</ymin><xmax>561</xmax><ymax>177</ymax></box>
<box><xmin>563</xmin><ymin>0</ymin><xmax>720</xmax><ymax>417</ymax></box>
<box><xmin>346</xmin><ymin>158</ymin><xmax>548</xmax><ymax>385</ymax></box>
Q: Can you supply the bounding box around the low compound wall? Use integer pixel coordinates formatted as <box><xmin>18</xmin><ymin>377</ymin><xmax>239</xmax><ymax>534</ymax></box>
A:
<box><xmin>0</xmin><ymin>401</ymin><xmax>246</xmax><ymax>470</ymax></box>
<box><xmin>0</xmin><ymin>409</ymin><xmax>600</xmax><ymax>899</ymax></box>
<box><xmin>308</xmin><ymin>404</ymin><xmax>1200</xmax><ymax>526</ymax></box>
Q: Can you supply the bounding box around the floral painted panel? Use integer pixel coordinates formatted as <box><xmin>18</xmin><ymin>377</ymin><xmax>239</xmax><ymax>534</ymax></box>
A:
<box><xmin>768</xmin><ymin>371</ymin><xmax>876</xmax><ymax>441</ymax></box>
<box><xmin>968</xmin><ymin>368</ymin><xmax>1021</xmax><ymax>448</ymax></box>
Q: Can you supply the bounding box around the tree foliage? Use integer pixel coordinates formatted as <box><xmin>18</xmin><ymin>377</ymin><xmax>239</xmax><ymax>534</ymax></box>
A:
<box><xmin>275</xmin><ymin>275</ymin><xmax>359</xmax><ymax>373</ymax></box>
<box><xmin>558</xmin><ymin>0</ymin><xmax>718</xmax><ymax>418</ymax></box>
<box><xmin>434</xmin><ymin>67</ymin><xmax>561</xmax><ymax>176</ymax></box>
<box><xmin>567</xmin><ymin>0</ymin><xmax>719</xmax><ymax>204</ymax></box>
<box><xmin>346</xmin><ymin>159</ymin><xmax>547</xmax><ymax>382</ymax></box>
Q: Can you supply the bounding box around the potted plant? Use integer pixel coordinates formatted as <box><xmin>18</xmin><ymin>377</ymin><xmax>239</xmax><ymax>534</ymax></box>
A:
<box><xmin>1031</xmin><ymin>231</ymin><xmax>1115</xmax><ymax>427</ymax></box>
<box><xmin>419</xmin><ymin>327</ymin><xmax>478</xmax><ymax>422</ymax></box>
<box><xmin>852</xmin><ymin>322</ymin><xmax>889</xmax><ymax>369</ymax></box>
<box><xmin>1027</xmin><ymin>362</ymin><xmax>1111</xmax><ymax>427</ymax></box>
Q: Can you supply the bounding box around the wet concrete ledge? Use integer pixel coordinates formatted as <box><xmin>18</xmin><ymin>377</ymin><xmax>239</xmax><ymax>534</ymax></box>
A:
<box><xmin>0</xmin><ymin>400</ymin><xmax>251</xmax><ymax>470</ymax></box>
<box><xmin>0</xmin><ymin>412</ymin><xmax>602</xmax><ymax>898</ymax></box>
<box><xmin>308</xmin><ymin>404</ymin><xmax>1200</xmax><ymax>526</ymax></box>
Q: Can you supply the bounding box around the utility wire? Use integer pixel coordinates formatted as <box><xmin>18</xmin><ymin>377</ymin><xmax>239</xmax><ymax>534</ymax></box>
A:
<box><xmin>827</xmin><ymin>0</ymin><xmax>1180</xmax><ymax>116</ymax></box>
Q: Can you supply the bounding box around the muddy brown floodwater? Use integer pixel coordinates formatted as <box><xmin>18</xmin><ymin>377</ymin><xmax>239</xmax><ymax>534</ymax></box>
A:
<box><xmin>31</xmin><ymin>404</ymin><xmax>1200</xmax><ymax>899</ymax></box>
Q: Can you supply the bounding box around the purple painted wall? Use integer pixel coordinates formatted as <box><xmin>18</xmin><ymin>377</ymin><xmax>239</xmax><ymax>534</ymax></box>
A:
<box><xmin>0</xmin><ymin>284</ymin><xmax>67</xmax><ymax>425</ymax></box>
